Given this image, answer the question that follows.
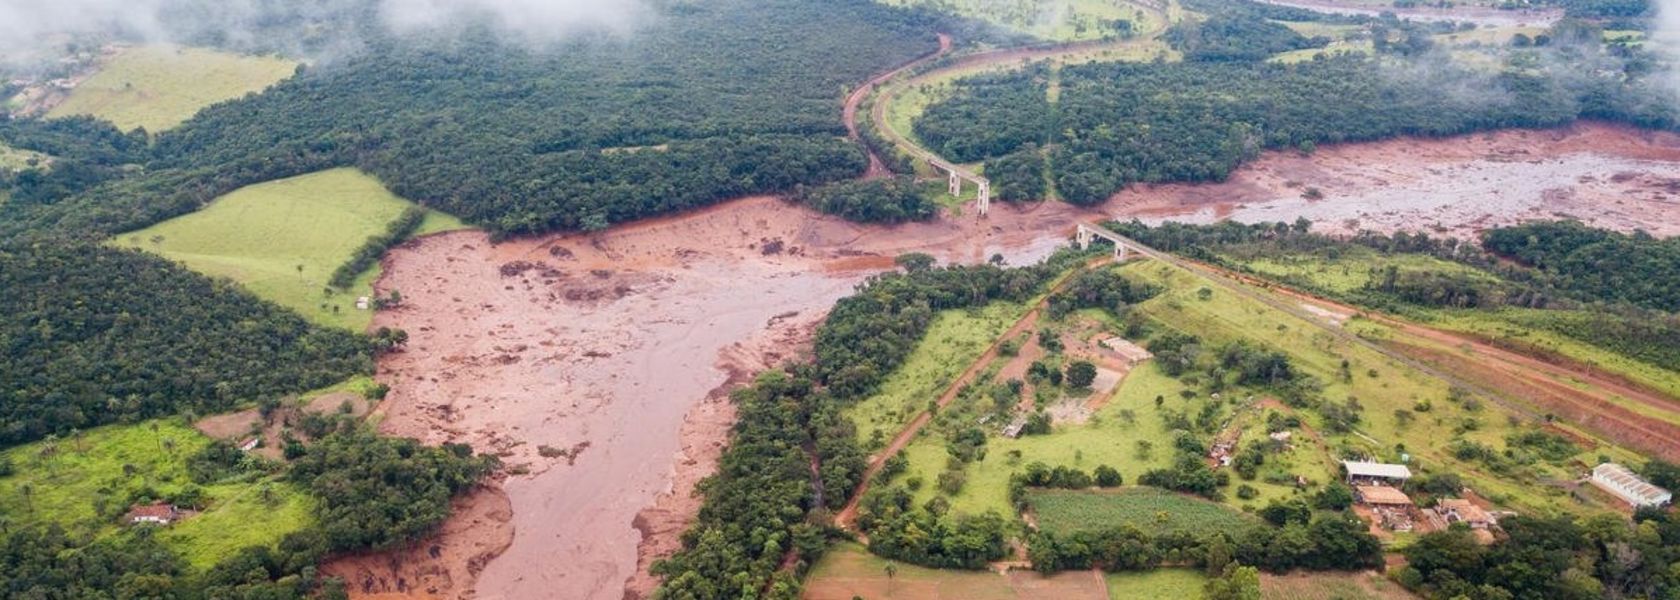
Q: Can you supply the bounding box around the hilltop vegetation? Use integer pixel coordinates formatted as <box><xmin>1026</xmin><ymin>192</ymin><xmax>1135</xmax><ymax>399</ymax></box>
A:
<box><xmin>0</xmin><ymin>243</ymin><xmax>370</xmax><ymax>448</ymax></box>
<box><xmin>112</xmin><ymin>168</ymin><xmax>463</xmax><ymax>330</ymax></box>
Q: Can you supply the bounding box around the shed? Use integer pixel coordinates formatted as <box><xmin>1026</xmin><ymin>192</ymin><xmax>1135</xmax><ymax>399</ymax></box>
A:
<box><xmin>1343</xmin><ymin>460</ymin><xmax>1412</xmax><ymax>484</ymax></box>
<box><xmin>124</xmin><ymin>503</ymin><xmax>179</xmax><ymax>526</ymax></box>
<box><xmin>1590</xmin><ymin>463</ymin><xmax>1672</xmax><ymax>507</ymax></box>
<box><xmin>1357</xmin><ymin>485</ymin><xmax>1412</xmax><ymax>506</ymax></box>
<box><xmin>238</xmin><ymin>437</ymin><xmax>261</xmax><ymax>452</ymax></box>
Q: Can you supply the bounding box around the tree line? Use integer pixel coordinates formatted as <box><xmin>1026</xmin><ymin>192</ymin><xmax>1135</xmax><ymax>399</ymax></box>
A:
<box><xmin>0</xmin><ymin>243</ymin><xmax>371</xmax><ymax>448</ymax></box>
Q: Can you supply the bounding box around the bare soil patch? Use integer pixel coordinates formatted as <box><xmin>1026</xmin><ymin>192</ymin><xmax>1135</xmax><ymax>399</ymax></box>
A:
<box><xmin>322</xmin><ymin>484</ymin><xmax>514</xmax><ymax>600</ymax></box>
<box><xmin>1116</xmin><ymin>123</ymin><xmax>1680</xmax><ymax>239</ymax></box>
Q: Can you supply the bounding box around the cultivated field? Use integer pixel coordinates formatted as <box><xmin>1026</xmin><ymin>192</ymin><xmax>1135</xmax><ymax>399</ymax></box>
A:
<box><xmin>1260</xmin><ymin>571</ymin><xmax>1419</xmax><ymax>600</ymax></box>
<box><xmin>850</xmin><ymin>302</ymin><xmax>1030</xmax><ymax>446</ymax></box>
<box><xmin>0</xmin><ymin>420</ymin><xmax>315</xmax><ymax>571</ymax></box>
<box><xmin>112</xmin><ymin>168</ymin><xmax>465</xmax><ymax>331</ymax></box>
<box><xmin>1028</xmin><ymin>487</ymin><xmax>1256</xmax><ymax>537</ymax></box>
<box><xmin>47</xmin><ymin>45</ymin><xmax>297</xmax><ymax>132</ymax></box>
<box><xmin>804</xmin><ymin>542</ymin><xmax>1111</xmax><ymax>600</ymax></box>
<box><xmin>1107</xmin><ymin>569</ymin><xmax>1208</xmax><ymax>599</ymax></box>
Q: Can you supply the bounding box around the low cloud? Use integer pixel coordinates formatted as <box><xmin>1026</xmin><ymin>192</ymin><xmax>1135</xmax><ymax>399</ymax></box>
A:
<box><xmin>378</xmin><ymin>0</ymin><xmax>652</xmax><ymax>43</ymax></box>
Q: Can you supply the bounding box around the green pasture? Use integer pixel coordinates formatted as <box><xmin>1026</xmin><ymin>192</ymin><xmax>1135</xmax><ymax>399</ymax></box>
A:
<box><xmin>49</xmin><ymin>45</ymin><xmax>298</xmax><ymax>132</ymax></box>
<box><xmin>112</xmin><ymin>168</ymin><xmax>466</xmax><ymax>331</ymax></box>
<box><xmin>0</xmin><ymin>420</ymin><xmax>314</xmax><ymax>571</ymax></box>
<box><xmin>1108</xmin><ymin>569</ymin><xmax>1209</xmax><ymax>599</ymax></box>
<box><xmin>1028</xmin><ymin>486</ymin><xmax>1256</xmax><ymax>537</ymax></box>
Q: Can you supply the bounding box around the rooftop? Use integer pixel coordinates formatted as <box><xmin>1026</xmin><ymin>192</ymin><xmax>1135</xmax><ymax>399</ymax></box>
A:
<box><xmin>1344</xmin><ymin>460</ymin><xmax>1412</xmax><ymax>480</ymax></box>
<box><xmin>1438</xmin><ymin>498</ymin><xmax>1492</xmax><ymax>523</ymax></box>
<box><xmin>1357</xmin><ymin>485</ymin><xmax>1413</xmax><ymax>506</ymax></box>
<box><xmin>1593</xmin><ymin>462</ymin><xmax>1672</xmax><ymax>503</ymax></box>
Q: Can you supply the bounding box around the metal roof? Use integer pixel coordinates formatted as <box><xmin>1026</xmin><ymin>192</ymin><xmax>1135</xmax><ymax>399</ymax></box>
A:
<box><xmin>1343</xmin><ymin>460</ymin><xmax>1412</xmax><ymax>480</ymax></box>
<box><xmin>1593</xmin><ymin>463</ymin><xmax>1672</xmax><ymax>504</ymax></box>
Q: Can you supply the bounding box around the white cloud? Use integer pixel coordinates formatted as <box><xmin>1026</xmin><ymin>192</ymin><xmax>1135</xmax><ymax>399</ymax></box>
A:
<box><xmin>378</xmin><ymin>0</ymin><xmax>651</xmax><ymax>42</ymax></box>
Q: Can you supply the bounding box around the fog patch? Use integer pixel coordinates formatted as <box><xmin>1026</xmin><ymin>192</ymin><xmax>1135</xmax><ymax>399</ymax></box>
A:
<box><xmin>1654</xmin><ymin>0</ymin><xmax>1680</xmax><ymax>96</ymax></box>
<box><xmin>378</xmin><ymin>0</ymin><xmax>652</xmax><ymax>44</ymax></box>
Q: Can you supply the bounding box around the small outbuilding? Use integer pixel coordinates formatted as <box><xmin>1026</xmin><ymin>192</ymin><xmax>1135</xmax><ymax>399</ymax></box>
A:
<box><xmin>124</xmin><ymin>503</ymin><xmax>180</xmax><ymax>526</ymax></box>
<box><xmin>238</xmin><ymin>437</ymin><xmax>261</xmax><ymax>452</ymax></box>
<box><xmin>1590</xmin><ymin>462</ymin><xmax>1672</xmax><ymax>508</ymax></box>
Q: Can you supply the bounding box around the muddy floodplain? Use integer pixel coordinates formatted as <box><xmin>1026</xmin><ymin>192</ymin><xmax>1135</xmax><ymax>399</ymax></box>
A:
<box><xmin>340</xmin><ymin>122</ymin><xmax>1680</xmax><ymax>600</ymax></box>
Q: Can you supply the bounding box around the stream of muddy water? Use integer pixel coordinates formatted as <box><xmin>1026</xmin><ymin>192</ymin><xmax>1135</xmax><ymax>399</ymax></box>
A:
<box><xmin>345</xmin><ymin>122</ymin><xmax>1680</xmax><ymax>600</ymax></box>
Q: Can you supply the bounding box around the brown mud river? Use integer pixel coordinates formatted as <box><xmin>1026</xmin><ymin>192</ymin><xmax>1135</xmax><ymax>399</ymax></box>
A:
<box><xmin>322</xmin><ymin>122</ymin><xmax>1680</xmax><ymax>599</ymax></box>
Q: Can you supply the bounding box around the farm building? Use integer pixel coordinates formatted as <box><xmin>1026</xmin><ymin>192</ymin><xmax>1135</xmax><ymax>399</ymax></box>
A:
<box><xmin>1356</xmin><ymin>486</ymin><xmax>1414</xmax><ymax>532</ymax></box>
<box><xmin>1343</xmin><ymin>460</ymin><xmax>1412</xmax><ymax>485</ymax></box>
<box><xmin>1436</xmin><ymin>498</ymin><xmax>1495</xmax><ymax>529</ymax></box>
<box><xmin>1356</xmin><ymin>485</ymin><xmax>1412</xmax><ymax>507</ymax></box>
<box><xmin>124</xmin><ymin>502</ymin><xmax>180</xmax><ymax>526</ymax></box>
<box><xmin>239</xmin><ymin>437</ymin><xmax>261</xmax><ymax>452</ymax></box>
<box><xmin>1590</xmin><ymin>463</ymin><xmax>1672</xmax><ymax>508</ymax></box>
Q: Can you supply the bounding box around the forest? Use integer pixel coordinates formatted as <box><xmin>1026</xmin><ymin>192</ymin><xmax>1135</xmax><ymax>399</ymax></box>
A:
<box><xmin>1483</xmin><ymin>221</ymin><xmax>1680</xmax><ymax>312</ymax></box>
<box><xmin>0</xmin><ymin>243</ymin><xmax>371</xmax><ymax>448</ymax></box>
<box><xmin>915</xmin><ymin>24</ymin><xmax>1678</xmax><ymax>205</ymax></box>
<box><xmin>2</xmin><ymin>0</ymin><xmax>963</xmax><ymax>241</ymax></box>
<box><xmin>1400</xmin><ymin>510</ymin><xmax>1680</xmax><ymax>599</ymax></box>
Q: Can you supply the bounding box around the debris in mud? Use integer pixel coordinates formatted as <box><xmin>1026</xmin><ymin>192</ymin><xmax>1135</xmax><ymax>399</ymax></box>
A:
<box><xmin>590</xmin><ymin>269</ymin><xmax>613</xmax><ymax>279</ymax></box>
<box><xmin>548</xmin><ymin>245</ymin><xmax>575</xmax><ymax>260</ymax></box>
<box><xmin>759</xmin><ymin>238</ymin><xmax>786</xmax><ymax>255</ymax></box>
<box><xmin>499</xmin><ymin>260</ymin><xmax>564</xmax><ymax>279</ymax></box>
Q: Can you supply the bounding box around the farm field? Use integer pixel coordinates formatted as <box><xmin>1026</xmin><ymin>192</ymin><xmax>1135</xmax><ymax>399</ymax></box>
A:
<box><xmin>0</xmin><ymin>420</ymin><xmax>315</xmax><ymax>571</ymax></box>
<box><xmin>112</xmin><ymin>168</ymin><xmax>466</xmax><ymax>331</ymax></box>
<box><xmin>804</xmin><ymin>542</ymin><xmax>1111</xmax><ymax>600</ymax></box>
<box><xmin>878</xmin><ymin>0</ymin><xmax>1166</xmax><ymax>41</ymax></box>
<box><xmin>1260</xmin><ymin>571</ymin><xmax>1419</xmax><ymax>600</ymax></box>
<box><xmin>1027</xmin><ymin>487</ymin><xmax>1257</xmax><ymax>537</ymax></box>
<box><xmin>1107</xmin><ymin>569</ymin><xmax>1207</xmax><ymax>599</ymax></box>
<box><xmin>47</xmin><ymin>45</ymin><xmax>298</xmax><ymax>132</ymax></box>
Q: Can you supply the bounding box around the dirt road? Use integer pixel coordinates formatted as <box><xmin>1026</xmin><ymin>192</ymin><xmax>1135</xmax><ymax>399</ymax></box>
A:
<box><xmin>843</xmin><ymin>34</ymin><xmax>952</xmax><ymax>178</ymax></box>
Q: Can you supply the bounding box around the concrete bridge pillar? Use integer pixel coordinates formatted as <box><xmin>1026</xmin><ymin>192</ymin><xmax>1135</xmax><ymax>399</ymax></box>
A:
<box><xmin>977</xmin><ymin>180</ymin><xmax>990</xmax><ymax>217</ymax></box>
<box><xmin>1076</xmin><ymin>224</ymin><xmax>1092</xmax><ymax>250</ymax></box>
<box><xmin>948</xmin><ymin>170</ymin><xmax>962</xmax><ymax>197</ymax></box>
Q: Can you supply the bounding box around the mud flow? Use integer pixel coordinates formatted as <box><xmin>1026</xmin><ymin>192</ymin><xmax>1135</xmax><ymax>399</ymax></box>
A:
<box><xmin>341</xmin><ymin>122</ymin><xmax>1680</xmax><ymax>599</ymax></box>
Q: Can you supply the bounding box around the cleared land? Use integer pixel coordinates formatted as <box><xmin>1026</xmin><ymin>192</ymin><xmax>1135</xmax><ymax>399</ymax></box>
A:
<box><xmin>0</xmin><ymin>420</ymin><xmax>315</xmax><ymax>571</ymax></box>
<box><xmin>0</xmin><ymin>142</ymin><xmax>49</xmax><ymax>171</ymax></box>
<box><xmin>48</xmin><ymin>45</ymin><xmax>298</xmax><ymax>132</ymax></box>
<box><xmin>804</xmin><ymin>542</ymin><xmax>1111</xmax><ymax>600</ymax></box>
<box><xmin>1029</xmin><ymin>487</ymin><xmax>1256</xmax><ymax>537</ymax></box>
<box><xmin>879</xmin><ymin>0</ymin><xmax>1166</xmax><ymax>42</ymax></box>
<box><xmin>113</xmin><ymin>168</ymin><xmax>466</xmax><ymax>331</ymax></box>
<box><xmin>1260</xmin><ymin>571</ymin><xmax>1419</xmax><ymax>600</ymax></box>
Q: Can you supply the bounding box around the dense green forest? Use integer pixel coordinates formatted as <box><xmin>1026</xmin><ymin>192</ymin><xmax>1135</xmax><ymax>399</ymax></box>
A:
<box><xmin>0</xmin><ymin>244</ymin><xmax>370</xmax><ymax>447</ymax></box>
<box><xmin>0</xmin><ymin>117</ymin><xmax>148</xmax><ymax>206</ymax></box>
<box><xmin>654</xmin><ymin>251</ymin><xmax>1086</xmax><ymax>598</ymax></box>
<box><xmin>1483</xmin><ymin>221</ymin><xmax>1680</xmax><ymax>312</ymax></box>
<box><xmin>1400</xmin><ymin>510</ymin><xmax>1680</xmax><ymax>599</ymax></box>
<box><xmin>1165</xmin><ymin>0</ymin><xmax>1333</xmax><ymax>62</ymax></box>
<box><xmin>793</xmin><ymin>177</ymin><xmax>936</xmax><ymax>223</ymax></box>
<box><xmin>0</xmin><ymin>427</ymin><xmax>494</xmax><ymax>599</ymax></box>
<box><xmin>916</xmin><ymin>28</ymin><xmax>1677</xmax><ymax>204</ymax></box>
<box><xmin>913</xmin><ymin>66</ymin><xmax>1053</xmax><ymax>164</ymax></box>
<box><xmin>1</xmin><ymin>0</ymin><xmax>957</xmax><ymax>240</ymax></box>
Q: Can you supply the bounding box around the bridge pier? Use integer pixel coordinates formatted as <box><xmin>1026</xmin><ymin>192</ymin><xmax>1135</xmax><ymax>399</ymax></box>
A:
<box><xmin>977</xmin><ymin>180</ymin><xmax>990</xmax><ymax>217</ymax></box>
<box><xmin>948</xmin><ymin>171</ymin><xmax>962</xmax><ymax>197</ymax></box>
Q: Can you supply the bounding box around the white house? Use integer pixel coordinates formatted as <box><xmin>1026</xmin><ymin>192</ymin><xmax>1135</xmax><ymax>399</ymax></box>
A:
<box><xmin>1343</xmin><ymin>460</ymin><xmax>1412</xmax><ymax>485</ymax></box>
<box><xmin>1591</xmin><ymin>463</ymin><xmax>1672</xmax><ymax>508</ymax></box>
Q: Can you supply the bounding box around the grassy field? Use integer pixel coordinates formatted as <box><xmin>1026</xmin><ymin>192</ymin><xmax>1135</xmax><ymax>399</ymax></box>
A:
<box><xmin>112</xmin><ymin>168</ymin><xmax>466</xmax><ymax>331</ymax></box>
<box><xmin>1028</xmin><ymin>487</ymin><xmax>1256</xmax><ymax>537</ymax></box>
<box><xmin>805</xmin><ymin>542</ymin><xmax>1111</xmax><ymax>599</ymax></box>
<box><xmin>848</xmin><ymin>302</ymin><xmax>1030</xmax><ymax>446</ymax></box>
<box><xmin>1108</xmin><ymin>569</ymin><xmax>1208</xmax><ymax>599</ymax></box>
<box><xmin>48</xmin><ymin>45</ymin><xmax>297</xmax><ymax>132</ymax></box>
<box><xmin>0</xmin><ymin>142</ymin><xmax>49</xmax><ymax>171</ymax></box>
<box><xmin>0</xmin><ymin>420</ymin><xmax>314</xmax><ymax>570</ymax></box>
<box><xmin>1261</xmin><ymin>571</ymin><xmax>1419</xmax><ymax>600</ymax></box>
<box><xmin>880</xmin><ymin>0</ymin><xmax>1165</xmax><ymax>41</ymax></box>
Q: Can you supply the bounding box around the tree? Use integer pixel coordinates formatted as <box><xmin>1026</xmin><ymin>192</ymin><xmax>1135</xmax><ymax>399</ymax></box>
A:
<box><xmin>895</xmin><ymin>252</ymin><xmax>936</xmax><ymax>273</ymax></box>
<box><xmin>1094</xmin><ymin>465</ymin><xmax>1123</xmax><ymax>487</ymax></box>
<box><xmin>1066</xmin><ymin>360</ymin><xmax>1098</xmax><ymax>389</ymax></box>
<box><xmin>1204</xmin><ymin>564</ymin><xmax>1261</xmax><ymax>600</ymax></box>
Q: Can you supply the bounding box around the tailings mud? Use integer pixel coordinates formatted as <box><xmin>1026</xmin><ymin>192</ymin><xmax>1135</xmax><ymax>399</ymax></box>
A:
<box><xmin>1116</xmin><ymin>122</ymin><xmax>1680</xmax><ymax>238</ymax></box>
<box><xmin>361</xmin><ymin>121</ymin><xmax>1680</xmax><ymax>600</ymax></box>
